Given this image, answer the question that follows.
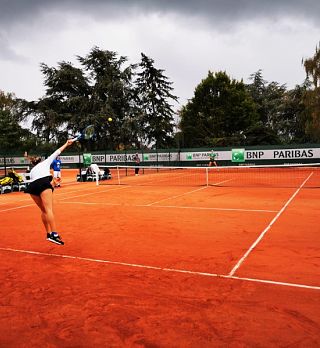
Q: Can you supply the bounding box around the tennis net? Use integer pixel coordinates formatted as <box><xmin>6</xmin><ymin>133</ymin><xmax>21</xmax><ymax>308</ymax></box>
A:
<box><xmin>96</xmin><ymin>163</ymin><xmax>320</xmax><ymax>188</ymax></box>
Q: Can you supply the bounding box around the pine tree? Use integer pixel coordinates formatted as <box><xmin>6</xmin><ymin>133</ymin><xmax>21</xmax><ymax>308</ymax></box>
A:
<box><xmin>135</xmin><ymin>53</ymin><xmax>178</xmax><ymax>148</ymax></box>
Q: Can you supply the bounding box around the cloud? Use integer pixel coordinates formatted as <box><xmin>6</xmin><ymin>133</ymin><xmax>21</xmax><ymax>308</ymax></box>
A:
<box><xmin>0</xmin><ymin>33</ymin><xmax>28</xmax><ymax>62</ymax></box>
<box><xmin>1</xmin><ymin>0</ymin><xmax>319</xmax><ymax>28</ymax></box>
<box><xmin>0</xmin><ymin>0</ymin><xmax>319</xmax><ymax>103</ymax></box>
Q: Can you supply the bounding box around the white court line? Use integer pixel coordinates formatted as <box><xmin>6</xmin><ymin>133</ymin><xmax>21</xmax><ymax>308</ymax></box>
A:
<box><xmin>152</xmin><ymin>205</ymin><xmax>277</xmax><ymax>213</ymax></box>
<box><xmin>0</xmin><ymin>183</ymin><xmax>96</xmax><ymax>206</ymax></box>
<box><xmin>146</xmin><ymin>186</ymin><xmax>209</xmax><ymax>206</ymax></box>
<box><xmin>145</xmin><ymin>179</ymin><xmax>233</xmax><ymax>206</ymax></box>
<box><xmin>58</xmin><ymin>185</ymin><xmax>129</xmax><ymax>201</ymax></box>
<box><xmin>229</xmin><ymin>172</ymin><xmax>314</xmax><ymax>277</ymax></box>
<box><xmin>0</xmin><ymin>246</ymin><xmax>319</xmax><ymax>291</ymax></box>
<box><xmin>0</xmin><ymin>185</ymin><xmax>129</xmax><ymax>213</ymax></box>
<box><xmin>60</xmin><ymin>201</ymin><xmax>277</xmax><ymax>213</ymax></box>
<box><xmin>129</xmin><ymin>169</ymin><xmax>208</xmax><ymax>186</ymax></box>
<box><xmin>0</xmin><ymin>203</ymin><xmax>35</xmax><ymax>213</ymax></box>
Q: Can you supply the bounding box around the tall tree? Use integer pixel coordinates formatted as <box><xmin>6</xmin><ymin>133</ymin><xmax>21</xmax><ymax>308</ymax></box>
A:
<box><xmin>246</xmin><ymin>70</ymin><xmax>287</xmax><ymax>138</ymax></box>
<box><xmin>279</xmin><ymin>83</ymin><xmax>309</xmax><ymax>143</ymax></box>
<box><xmin>245</xmin><ymin>70</ymin><xmax>312</xmax><ymax>144</ymax></box>
<box><xmin>24</xmin><ymin>61</ymin><xmax>90</xmax><ymax>143</ymax></box>
<box><xmin>135</xmin><ymin>53</ymin><xmax>178</xmax><ymax>148</ymax></box>
<box><xmin>78</xmin><ymin>47</ymin><xmax>137</xmax><ymax>149</ymax></box>
<box><xmin>179</xmin><ymin>71</ymin><xmax>257</xmax><ymax>147</ymax></box>
<box><xmin>23</xmin><ymin>47</ymin><xmax>137</xmax><ymax>150</ymax></box>
<box><xmin>246</xmin><ymin>70</ymin><xmax>267</xmax><ymax>121</ymax></box>
<box><xmin>302</xmin><ymin>44</ymin><xmax>320</xmax><ymax>142</ymax></box>
<box><xmin>0</xmin><ymin>91</ymin><xmax>35</xmax><ymax>152</ymax></box>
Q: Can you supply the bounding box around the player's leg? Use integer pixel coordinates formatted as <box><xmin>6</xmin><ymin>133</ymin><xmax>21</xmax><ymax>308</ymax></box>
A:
<box><xmin>39</xmin><ymin>189</ymin><xmax>57</xmax><ymax>232</ymax></box>
<box><xmin>40</xmin><ymin>189</ymin><xmax>64</xmax><ymax>245</ymax></box>
<box><xmin>53</xmin><ymin>171</ymin><xmax>61</xmax><ymax>187</ymax></box>
<box><xmin>30</xmin><ymin>194</ymin><xmax>50</xmax><ymax>233</ymax></box>
<box><xmin>56</xmin><ymin>171</ymin><xmax>61</xmax><ymax>186</ymax></box>
<box><xmin>52</xmin><ymin>171</ymin><xmax>57</xmax><ymax>187</ymax></box>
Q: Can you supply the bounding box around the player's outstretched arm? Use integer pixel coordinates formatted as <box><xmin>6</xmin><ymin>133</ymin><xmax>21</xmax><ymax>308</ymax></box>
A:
<box><xmin>58</xmin><ymin>139</ymin><xmax>74</xmax><ymax>154</ymax></box>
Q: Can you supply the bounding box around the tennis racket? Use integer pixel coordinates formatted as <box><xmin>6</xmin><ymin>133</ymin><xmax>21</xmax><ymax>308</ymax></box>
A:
<box><xmin>71</xmin><ymin>125</ymin><xmax>95</xmax><ymax>142</ymax></box>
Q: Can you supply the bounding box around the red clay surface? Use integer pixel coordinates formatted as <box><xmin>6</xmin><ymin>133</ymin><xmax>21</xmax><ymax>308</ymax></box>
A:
<box><xmin>0</xmin><ymin>169</ymin><xmax>319</xmax><ymax>347</ymax></box>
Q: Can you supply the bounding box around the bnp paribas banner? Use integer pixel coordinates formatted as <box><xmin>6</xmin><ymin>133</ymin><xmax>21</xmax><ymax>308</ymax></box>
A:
<box><xmin>58</xmin><ymin>147</ymin><xmax>320</xmax><ymax>163</ymax></box>
<box><xmin>2</xmin><ymin>147</ymin><xmax>320</xmax><ymax>165</ymax></box>
<box><xmin>181</xmin><ymin>148</ymin><xmax>320</xmax><ymax>162</ymax></box>
<box><xmin>89</xmin><ymin>153</ymin><xmax>181</xmax><ymax>163</ymax></box>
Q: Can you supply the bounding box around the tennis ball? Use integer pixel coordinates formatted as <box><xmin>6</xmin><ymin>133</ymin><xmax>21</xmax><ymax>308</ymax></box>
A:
<box><xmin>108</xmin><ymin>117</ymin><xmax>112</xmax><ymax>122</ymax></box>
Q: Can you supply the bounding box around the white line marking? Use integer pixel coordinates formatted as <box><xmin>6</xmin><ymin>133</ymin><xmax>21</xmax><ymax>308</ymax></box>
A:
<box><xmin>60</xmin><ymin>201</ymin><xmax>277</xmax><ymax>213</ymax></box>
<box><xmin>225</xmin><ymin>274</ymin><xmax>320</xmax><ymax>290</ymax></box>
<box><xmin>229</xmin><ymin>172</ymin><xmax>314</xmax><ymax>276</ymax></box>
<box><xmin>0</xmin><ymin>183</ymin><xmax>103</xmax><ymax>209</ymax></box>
<box><xmin>0</xmin><ymin>203</ymin><xmax>35</xmax><ymax>213</ymax></box>
<box><xmin>209</xmin><ymin>179</ymin><xmax>234</xmax><ymax>186</ymax></box>
<box><xmin>58</xmin><ymin>185</ymin><xmax>129</xmax><ymax>201</ymax></box>
<box><xmin>0</xmin><ymin>185</ymin><xmax>129</xmax><ymax>213</ymax></box>
<box><xmin>146</xmin><ymin>186</ymin><xmax>209</xmax><ymax>206</ymax></box>
<box><xmin>141</xmin><ymin>180</ymin><xmax>232</xmax><ymax>206</ymax></box>
<box><xmin>153</xmin><ymin>205</ymin><xmax>277</xmax><ymax>213</ymax></box>
<box><xmin>61</xmin><ymin>201</ymin><xmax>123</xmax><ymax>205</ymax></box>
<box><xmin>0</xmin><ymin>247</ymin><xmax>319</xmax><ymax>291</ymax></box>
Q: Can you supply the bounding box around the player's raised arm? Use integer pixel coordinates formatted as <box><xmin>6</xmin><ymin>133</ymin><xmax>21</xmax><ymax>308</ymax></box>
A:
<box><xmin>58</xmin><ymin>139</ymin><xmax>74</xmax><ymax>153</ymax></box>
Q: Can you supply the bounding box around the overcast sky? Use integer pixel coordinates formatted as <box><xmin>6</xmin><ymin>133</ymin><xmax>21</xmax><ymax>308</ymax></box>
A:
<box><xmin>1</xmin><ymin>0</ymin><xmax>319</xmax><ymax>108</ymax></box>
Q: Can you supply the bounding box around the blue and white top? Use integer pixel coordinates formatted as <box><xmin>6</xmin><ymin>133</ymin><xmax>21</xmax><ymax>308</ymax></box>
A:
<box><xmin>51</xmin><ymin>158</ymin><xmax>62</xmax><ymax>172</ymax></box>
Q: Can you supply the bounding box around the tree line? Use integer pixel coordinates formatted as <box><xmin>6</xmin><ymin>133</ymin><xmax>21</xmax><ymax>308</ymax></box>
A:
<box><xmin>0</xmin><ymin>45</ymin><xmax>319</xmax><ymax>154</ymax></box>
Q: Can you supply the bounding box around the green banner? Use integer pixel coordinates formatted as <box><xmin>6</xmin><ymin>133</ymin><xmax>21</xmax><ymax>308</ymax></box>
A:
<box><xmin>232</xmin><ymin>149</ymin><xmax>245</xmax><ymax>163</ymax></box>
<box><xmin>83</xmin><ymin>153</ymin><xmax>92</xmax><ymax>166</ymax></box>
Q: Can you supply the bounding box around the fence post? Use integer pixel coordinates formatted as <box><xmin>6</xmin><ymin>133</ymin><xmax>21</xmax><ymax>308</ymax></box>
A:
<box><xmin>78</xmin><ymin>151</ymin><xmax>82</xmax><ymax>181</ymax></box>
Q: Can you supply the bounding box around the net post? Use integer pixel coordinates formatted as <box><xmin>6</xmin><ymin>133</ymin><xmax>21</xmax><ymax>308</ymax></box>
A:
<box><xmin>4</xmin><ymin>156</ymin><xmax>7</xmax><ymax>176</ymax></box>
<box><xmin>117</xmin><ymin>166</ymin><xmax>121</xmax><ymax>185</ymax></box>
<box><xmin>206</xmin><ymin>167</ymin><xmax>209</xmax><ymax>186</ymax></box>
<box><xmin>78</xmin><ymin>152</ymin><xmax>82</xmax><ymax>181</ymax></box>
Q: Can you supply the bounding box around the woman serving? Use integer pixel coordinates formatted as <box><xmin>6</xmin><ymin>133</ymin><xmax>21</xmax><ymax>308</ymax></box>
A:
<box><xmin>24</xmin><ymin>139</ymin><xmax>74</xmax><ymax>245</ymax></box>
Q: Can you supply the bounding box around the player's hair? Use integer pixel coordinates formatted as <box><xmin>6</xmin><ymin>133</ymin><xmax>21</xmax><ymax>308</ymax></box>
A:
<box><xmin>29</xmin><ymin>156</ymin><xmax>42</xmax><ymax>166</ymax></box>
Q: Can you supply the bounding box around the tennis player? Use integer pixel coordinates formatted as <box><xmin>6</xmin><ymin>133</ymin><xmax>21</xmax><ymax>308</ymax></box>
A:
<box><xmin>24</xmin><ymin>139</ymin><xmax>74</xmax><ymax>245</ymax></box>
<box><xmin>134</xmin><ymin>153</ymin><xmax>140</xmax><ymax>176</ymax></box>
<box><xmin>51</xmin><ymin>155</ymin><xmax>62</xmax><ymax>187</ymax></box>
<box><xmin>209</xmin><ymin>149</ymin><xmax>218</xmax><ymax>167</ymax></box>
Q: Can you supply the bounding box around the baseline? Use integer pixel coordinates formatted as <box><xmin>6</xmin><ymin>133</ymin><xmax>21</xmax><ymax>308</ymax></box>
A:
<box><xmin>0</xmin><ymin>247</ymin><xmax>319</xmax><ymax>291</ymax></box>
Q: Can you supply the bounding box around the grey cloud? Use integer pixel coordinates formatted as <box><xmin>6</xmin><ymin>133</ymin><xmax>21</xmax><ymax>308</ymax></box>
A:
<box><xmin>0</xmin><ymin>33</ymin><xmax>28</xmax><ymax>62</ymax></box>
<box><xmin>1</xmin><ymin>0</ymin><xmax>319</xmax><ymax>27</ymax></box>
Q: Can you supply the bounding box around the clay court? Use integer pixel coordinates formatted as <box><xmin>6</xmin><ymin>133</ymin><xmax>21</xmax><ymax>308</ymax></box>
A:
<box><xmin>0</xmin><ymin>167</ymin><xmax>319</xmax><ymax>347</ymax></box>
